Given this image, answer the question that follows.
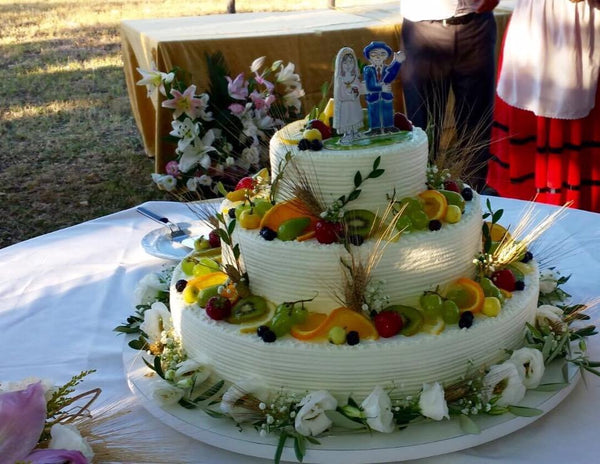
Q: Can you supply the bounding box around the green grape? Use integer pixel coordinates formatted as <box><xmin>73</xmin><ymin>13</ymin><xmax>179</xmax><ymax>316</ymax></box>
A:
<box><xmin>419</xmin><ymin>293</ymin><xmax>443</xmax><ymax>321</ymax></box>
<box><xmin>328</xmin><ymin>326</ymin><xmax>347</xmax><ymax>345</ymax></box>
<box><xmin>446</xmin><ymin>287</ymin><xmax>469</xmax><ymax>307</ymax></box>
<box><xmin>409</xmin><ymin>210</ymin><xmax>429</xmax><ymax>230</ymax></box>
<box><xmin>194</xmin><ymin>236</ymin><xmax>210</xmax><ymax>251</ymax></box>
<box><xmin>398</xmin><ymin>197</ymin><xmax>421</xmax><ymax>214</ymax></box>
<box><xmin>192</xmin><ymin>258</ymin><xmax>220</xmax><ymax>276</ymax></box>
<box><xmin>254</xmin><ymin>199</ymin><xmax>273</xmax><ymax>217</ymax></box>
<box><xmin>395</xmin><ymin>215</ymin><xmax>413</xmax><ymax>232</ymax></box>
<box><xmin>235</xmin><ymin>203</ymin><xmax>251</xmax><ymax>221</ymax></box>
<box><xmin>270</xmin><ymin>312</ymin><xmax>293</xmax><ymax>337</ymax></box>
<box><xmin>291</xmin><ymin>305</ymin><xmax>308</xmax><ymax>325</ymax></box>
<box><xmin>442</xmin><ymin>300</ymin><xmax>460</xmax><ymax>324</ymax></box>
<box><xmin>181</xmin><ymin>258</ymin><xmax>196</xmax><ymax>276</ymax></box>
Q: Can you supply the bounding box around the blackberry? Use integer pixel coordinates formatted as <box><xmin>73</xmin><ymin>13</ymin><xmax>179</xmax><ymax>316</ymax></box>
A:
<box><xmin>298</xmin><ymin>138</ymin><xmax>310</xmax><ymax>151</ymax></box>
<box><xmin>515</xmin><ymin>281</ymin><xmax>525</xmax><ymax>291</ymax></box>
<box><xmin>228</xmin><ymin>208</ymin><xmax>236</xmax><ymax>219</ymax></box>
<box><xmin>521</xmin><ymin>251</ymin><xmax>533</xmax><ymax>263</ymax></box>
<box><xmin>461</xmin><ymin>187</ymin><xmax>473</xmax><ymax>201</ymax></box>
<box><xmin>259</xmin><ymin>226</ymin><xmax>277</xmax><ymax>241</ymax></box>
<box><xmin>347</xmin><ymin>234</ymin><xmax>364</xmax><ymax>246</ymax></box>
<box><xmin>175</xmin><ymin>279</ymin><xmax>188</xmax><ymax>292</ymax></box>
<box><xmin>310</xmin><ymin>139</ymin><xmax>323</xmax><ymax>151</ymax></box>
<box><xmin>458</xmin><ymin>311</ymin><xmax>474</xmax><ymax>329</ymax></box>
<box><xmin>428</xmin><ymin>219</ymin><xmax>442</xmax><ymax>231</ymax></box>
<box><xmin>261</xmin><ymin>329</ymin><xmax>277</xmax><ymax>343</ymax></box>
<box><xmin>346</xmin><ymin>330</ymin><xmax>360</xmax><ymax>346</ymax></box>
<box><xmin>256</xmin><ymin>325</ymin><xmax>270</xmax><ymax>338</ymax></box>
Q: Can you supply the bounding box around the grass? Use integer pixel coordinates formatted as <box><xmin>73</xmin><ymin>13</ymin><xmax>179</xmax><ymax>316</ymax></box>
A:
<box><xmin>0</xmin><ymin>0</ymin><xmax>381</xmax><ymax>248</ymax></box>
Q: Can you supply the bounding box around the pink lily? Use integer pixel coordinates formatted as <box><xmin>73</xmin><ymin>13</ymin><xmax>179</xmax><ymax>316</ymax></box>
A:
<box><xmin>228</xmin><ymin>103</ymin><xmax>246</xmax><ymax>115</ymax></box>
<box><xmin>249</xmin><ymin>91</ymin><xmax>269</xmax><ymax>110</ymax></box>
<box><xmin>225</xmin><ymin>73</ymin><xmax>249</xmax><ymax>100</ymax></box>
<box><xmin>161</xmin><ymin>85</ymin><xmax>207</xmax><ymax>119</ymax></box>
<box><xmin>254</xmin><ymin>73</ymin><xmax>274</xmax><ymax>92</ymax></box>
<box><xmin>0</xmin><ymin>382</ymin><xmax>47</xmax><ymax>463</ymax></box>
<box><xmin>25</xmin><ymin>449</ymin><xmax>88</xmax><ymax>464</ymax></box>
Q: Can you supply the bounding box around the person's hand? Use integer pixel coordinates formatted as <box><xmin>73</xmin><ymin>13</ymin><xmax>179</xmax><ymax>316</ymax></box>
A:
<box><xmin>382</xmin><ymin>83</ymin><xmax>392</xmax><ymax>93</ymax></box>
<box><xmin>394</xmin><ymin>50</ymin><xmax>406</xmax><ymax>64</ymax></box>
<box><xmin>474</xmin><ymin>0</ymin><xmax>499</xmax><ymax>13</ymax></box>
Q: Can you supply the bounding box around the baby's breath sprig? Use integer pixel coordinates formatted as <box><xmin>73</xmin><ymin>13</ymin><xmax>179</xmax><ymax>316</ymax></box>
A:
<box><xmin>426</xmin><ymin>164</ymin><xmax>451</xmax><ymax>190</ymax></box>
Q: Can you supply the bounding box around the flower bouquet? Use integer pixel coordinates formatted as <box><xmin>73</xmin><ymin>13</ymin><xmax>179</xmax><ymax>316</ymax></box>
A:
<box><xmin>137</xmin><ymin>53</ymin><xmax>305</xmax><ymax>199</ymax></box>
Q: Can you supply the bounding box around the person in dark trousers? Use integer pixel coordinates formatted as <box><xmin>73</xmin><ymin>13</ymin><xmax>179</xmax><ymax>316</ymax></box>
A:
<box><xmin>400</xmin><ymin>0</ymin><xmax>500</xmax><ymax>192</ymax></box>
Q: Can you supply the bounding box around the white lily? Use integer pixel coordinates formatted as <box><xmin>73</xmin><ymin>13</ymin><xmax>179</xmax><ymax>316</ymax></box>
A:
<box><xmin>507</xmin><ymin>347</ymin><xmax>545</xmax><ymax>389</ymax></box>
<box><xmin>151</xmin><ymin>173</ymin><xmax>177</xmax><ymax>192</ymax></box>
<box><xmin>250</xmin><ymin>56</ymin><xmax>266</xmax><ymax>73</ymax></box>
<box><xmin>360</xmin><ymin>386</ymin><xmax>395</xmax><ymax>433</ymax></box>
<box><xmin>136</xmin><ymin>64</ymin><xmax>174</xmax><ymax>97</ymax></box>
<box><xmin>170</xmin><ymin>118</ymin><xmax>200</xmax><ymax>152</ymax></box>
<box><xmin>134</xmin><ymin>272</ymin><xmax>168</xmax><ymax>306</ymax></box>
<box><xmin>177</xmin><ymin>129</ymin><xmax>217</xmax><ymax>173</ymax></box>
<box><xmin>276</xmin><ymin>62</ymin><xmax>301</xmax><ymax>88</ymax></box>
<box><xmin>483</xmin><ymin>362</ymin><xmax>526</xmax><ymax>407</ymax></box>
<box><xmin>294</xmin><ymin>391</ymin><xmax>337</xmax><ymax>437</ymax></box>
<box><xmin>418</xmin><ymin>382</ymin><xmax>449</xmax><ymax>421</ymax></box>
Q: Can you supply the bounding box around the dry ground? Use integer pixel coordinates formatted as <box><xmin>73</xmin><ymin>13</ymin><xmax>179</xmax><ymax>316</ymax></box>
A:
<box><xmin>0</xmin><ymin>0</ymin><xmax>379</xmax><ymax>248</ymax></box>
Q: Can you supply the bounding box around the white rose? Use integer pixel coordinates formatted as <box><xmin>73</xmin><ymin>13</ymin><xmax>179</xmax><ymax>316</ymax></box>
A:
<box><xmin>49</xmin><ymin>423</ymin><xmax>94</xmax><ymax>460</ymax></box>
<box><xmin>294</xmin><ymin>391</ymin><xmax>337</xmax><ymax>437</ymax></box>
<box><xmin>360</xmin><ymin>386</ymin><xmax>395</xmax><ymax>433</ymax></box>
<box><xmin>418</xmin><ymin>382</ymin><xmax>449</xmax><ymax>421</ymax></box>
<box><xmin>140</xmin><ymin>302</ymin><xmax>172</xmax><ymax>344</ymax></box>
<box><xmin>536</xmin><ymin>304</ymin><xmax>567</xmax><ymax>332</ymax></box>
<box><xmin>507</xmin><ymin>347</ymin><xmax>545</xmax><ymax>389</ymax></box>
<box><xmin>151</xmin><ymin>378</ymin><xmax>185</xmax><ymax>406</ymax></box>
<box><xmin>483</xmin><ymin>362</ymin><xmax>526</xmax><ymax>407</ymax></box>
<box><xmin>539</xmin><ymin>269</ymin><xmax>559</xmax><ymax>294</ymax></box>
<box><xmin>134</xmin><ymin>272</ymin><xmax>168</xmax><ymax>306</ymax></box>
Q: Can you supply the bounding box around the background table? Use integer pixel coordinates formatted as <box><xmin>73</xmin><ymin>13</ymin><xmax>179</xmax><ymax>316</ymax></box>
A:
<box><xmin>1</xmin><ymin>197</ymin><xmax>599</xmax><ymax>463</ymax></box>
<box><xmin>121</xmin><ymin>2</ymin><xmax>513</xmax><ymax>172</ymax></box>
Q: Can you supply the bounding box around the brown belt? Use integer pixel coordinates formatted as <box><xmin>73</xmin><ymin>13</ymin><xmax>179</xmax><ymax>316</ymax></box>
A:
<box><xmin>432</xmin><ymin>12</ymin><xmax>477</xmax><ymax>26</ymax></box>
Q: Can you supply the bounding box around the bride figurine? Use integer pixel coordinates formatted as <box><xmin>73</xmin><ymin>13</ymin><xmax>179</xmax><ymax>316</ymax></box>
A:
<box><xmin>333</xmin><ymin>47</ymin><xmax>364</xmax><ymax>145</ymax></box>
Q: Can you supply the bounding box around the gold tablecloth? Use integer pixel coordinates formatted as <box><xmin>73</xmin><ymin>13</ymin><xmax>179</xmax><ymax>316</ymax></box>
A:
<box><xmin>121</xmin><ymin>2</ymin><xmax>512</xmax><ymax>172</ymax></box>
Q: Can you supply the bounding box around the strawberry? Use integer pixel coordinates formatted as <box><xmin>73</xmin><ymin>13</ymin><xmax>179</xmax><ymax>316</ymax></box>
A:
<box><xmin>374</xmin><ymin>311</ymin><xmax>403</xmax><ymax>338</ymax></box>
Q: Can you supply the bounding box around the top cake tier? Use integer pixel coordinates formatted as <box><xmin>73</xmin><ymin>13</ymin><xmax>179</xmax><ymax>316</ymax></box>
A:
<box><xmin>270</xmin><ymin>123</ymin><xmax>429</xmax><ymax>211</ymax></box>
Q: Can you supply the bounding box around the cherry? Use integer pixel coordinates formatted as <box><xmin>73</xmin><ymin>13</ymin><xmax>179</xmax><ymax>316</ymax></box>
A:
<box><xmin>205</xmin><ymin>296</ymin><xmax>232</xmax><ymax>321</ymax></box>
<box><xmin>374</xmin><ymin>310</ymin><xmax>403</xmax><ymax>338</ymax></box>
<box><xmin>491</xmin><ymin>268</ymin><xmax>517</xmax><ymax>292</ymax></box>
<box><xmin>208</xmin><ymin>229</ymin><xmax>221</xmax><ymax>248</ymax></box>
<box><xmin>314</xmin><ymin>220</ymin><xmax>342</xmax><ymax>244</ymax></box>
<box><xmin>444</xmin><ymin>180</ymin><xmax>461</xmax><ymax>193</ymax></box>
<box><xmin>235</xmin><ymin>176</ymin><xmax>255</xmax><ymax>191</ymax></box>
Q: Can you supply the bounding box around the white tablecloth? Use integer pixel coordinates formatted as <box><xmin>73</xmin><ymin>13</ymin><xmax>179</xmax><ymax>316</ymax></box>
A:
<box><xmin>1</xmin><ymin>198</ymin><xmax>599</xmax><ymax>463</ymax></box>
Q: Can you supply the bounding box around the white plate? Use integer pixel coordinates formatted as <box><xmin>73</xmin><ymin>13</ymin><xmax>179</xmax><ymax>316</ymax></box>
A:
<box><xmin>124</xmin><ymin>343</ymin><xmax>580</xmax><ymax>463</ymax></box>
<box><xmin>141</xmin><ymin>222</ymin><xmax>211</xmax><ymax>260</ymax></box>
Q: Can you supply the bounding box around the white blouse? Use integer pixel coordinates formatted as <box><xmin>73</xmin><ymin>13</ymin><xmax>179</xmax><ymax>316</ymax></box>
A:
<box><xmin>497</xmin><ymin>0</ymin><xmax>600</xmax><ymax>120</ymax></box>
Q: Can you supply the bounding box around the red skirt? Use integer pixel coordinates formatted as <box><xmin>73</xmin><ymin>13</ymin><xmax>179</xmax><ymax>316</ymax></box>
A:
<box><xmin>487</xmin><ymin>81</ymin><xmax>600</xmax><ymax>213</ymax></box>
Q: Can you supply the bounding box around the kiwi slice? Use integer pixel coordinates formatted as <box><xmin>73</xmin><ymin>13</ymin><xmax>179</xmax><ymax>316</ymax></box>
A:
<box><xmin>385</xmin><ymin>304</ymin><xmax>424</xmax><ymax>336</ymax></box>
<box><xmin>343</xmin><ymin>209</ymin><xmax>376</xmax><ymax>237</ymax></box>
<box><xmin>439</xmin><ymin>189</ymin><xmax>466</xmax><ymax>212</ymax></box>
<box><xmin>228</xmin><ymin>295</ymin><xmax>268</xmax><ymax>324</ymax></box>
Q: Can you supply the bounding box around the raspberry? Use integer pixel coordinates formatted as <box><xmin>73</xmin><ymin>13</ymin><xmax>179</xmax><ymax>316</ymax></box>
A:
<box><xmin>346</xmin><ymin>330</ymin><xmax>360</xmax><ymax>345</ymax></box>
<box><xmin>175</xmin><ymin>279</ymin><xmax>187</xmax><ymax>292</ymax></box>
<box><xmin>444</xmin><ymin>180</ymin><xmax>461</xmax><ymax>193</ymax></box>
<box><xmin>208</xmin><ymin>229</ymin><xmax>221</xmax><ymax>248</ymax></box>
<box><xmin>374</xmin><ymin>311</ymin><xmax>403</xmax><ymax>338</ymax></box>
<box><xmin>259</xmin><ymin>226</ymin><xmax>277</xmax><ymax>241</ymax></box>
<box><xmin>235</xmin><ymin>176</ymin><xmax>255</xmax><ymax>191</ymax></box>
<box><xmin>315</xmin><ymin>220</ymin><xmax>342</xmax><ymax>244</ymax></box>
<box><xmin>491</xmin><ymin>269</ymin><xmax>517</xmax><ymax>292</ymax></box>
<box><xmin>428</xmin><ymin>219</ymin><xmax>442</xmax><ymax>231</ymax></box>
<box><xmin>205</xmin><ymin>296</ymin><xmax>232</xmax><ymax>321</ymax></box>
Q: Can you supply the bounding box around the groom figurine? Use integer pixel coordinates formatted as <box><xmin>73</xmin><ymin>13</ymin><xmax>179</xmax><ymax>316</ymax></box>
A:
<box><xmin>363</xmin><ymin>41</ymin><xmax>405</xmax><ymax>134</ymax></box>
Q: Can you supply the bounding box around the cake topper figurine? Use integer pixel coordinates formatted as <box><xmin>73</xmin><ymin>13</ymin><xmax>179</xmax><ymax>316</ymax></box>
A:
<box><xmin>362</xmin><ymin>41</ymin><xmax>405</xmax><ymax>135</ymax></box>
<box><xmin>333</xmin><ymin>47</ymin><xmax>364</xmax><ymax>145</ymax></box>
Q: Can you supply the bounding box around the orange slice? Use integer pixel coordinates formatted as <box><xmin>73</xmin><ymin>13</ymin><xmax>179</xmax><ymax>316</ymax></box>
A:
<box><xmin>444</xmin><ymin>277</ymin><xmax>485</xmax><ymax>314</ymax></box>
<box><xmin>290</xmin><ymin>307</ymin><xmax>379</xmax><ymax>341</ymax></box>
<box><xmin>188</xmin><ymin>271</ymin><xmax>228</xmax><ymax>290</ymax></box>
<box><xmin>296</xmin><ymin>230</ymin><xmax>316</xmax><ymax>242</ymax></box>
<box><xmin>259</xmin><ymin>198</ymin><xmax>319</xmax><ymax>232</ymax></box>
<box><xmin>418</xmin><ymin>190</ymin><xmax>448</xmax><ymax>220</ymax></box>
<box><xmin>484</xmin><ymin>222</ymin><xmax>512</xmax><ymax>243</ymax></box>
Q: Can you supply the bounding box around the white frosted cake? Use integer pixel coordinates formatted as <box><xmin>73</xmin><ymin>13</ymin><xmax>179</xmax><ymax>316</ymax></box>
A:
<box><xmin>169</xmin><ymin>118</ymin><xmax>541</xmax><ymax>399</ymax></box>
